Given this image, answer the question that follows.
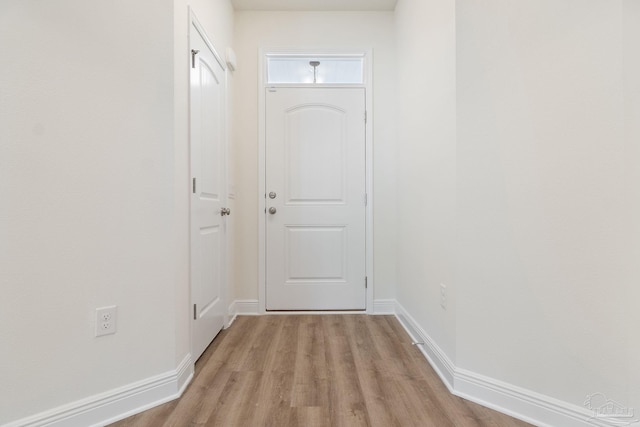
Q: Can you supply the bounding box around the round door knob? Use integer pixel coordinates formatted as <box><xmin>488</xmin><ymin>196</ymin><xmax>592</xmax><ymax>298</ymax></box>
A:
<box><xmin>221</xmin><ymin>207</ymin><xmax>231</xmax><ymax>216</ymax></box>
<box><xmin>269</xmin><ymin>207</ymin><xmax>277</xmax><ymax>214</ymax></box>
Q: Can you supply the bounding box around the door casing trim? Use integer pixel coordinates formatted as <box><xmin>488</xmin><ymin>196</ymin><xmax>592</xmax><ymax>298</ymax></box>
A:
<box><xmin>257</xmin><ymin>48</ymin><xmax>374</xmax><ymax>314</ymax></box>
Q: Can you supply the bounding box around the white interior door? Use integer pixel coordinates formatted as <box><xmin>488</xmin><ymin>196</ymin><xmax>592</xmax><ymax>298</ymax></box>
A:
<box><xmin>190</xmin><ymin>21</ymin><xmax>227</xmax><ymax>361</ymax></box>
<box><xmin>266</xmin><ymin>88</ymin><xmax>366</xmax><ymax>310</ymax></box>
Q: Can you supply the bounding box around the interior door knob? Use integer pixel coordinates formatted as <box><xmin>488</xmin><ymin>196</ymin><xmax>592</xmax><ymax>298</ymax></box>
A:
<box><xmin>221</xmin><ymin>207</ymin><xmax>231</xmax><ymax>216</ymax></box>
<box><xmin>269</xmin><ymin>207</ymin><xmax>277</xmax><ymax>214</ymax></box>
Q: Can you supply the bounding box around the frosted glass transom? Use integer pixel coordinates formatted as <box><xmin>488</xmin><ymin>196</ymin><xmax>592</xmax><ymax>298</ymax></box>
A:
<box><xmin>267</xmin><ymin>55</ymin><xmax>364</xmax><ymax>84</ymax></box>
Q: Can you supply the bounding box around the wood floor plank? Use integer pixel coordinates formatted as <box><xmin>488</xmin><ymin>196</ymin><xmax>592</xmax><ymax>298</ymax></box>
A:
<box><xmin>342</xmin><ymin>316</ymin><xmax>404</xmax><ymax>427</ymax></box>
<box><xmin>109</xmin><ymin>315</ymin><xmax>532</xmax><ymax>427</ymax></box>
<box><xmin>323</xmin><ymin>317</ymin><xmax>371</xmax><ymax>427</ymax></box>
<box><xmin>367</xmin><ymin>318</ymin><xmax>457</xmax><ymax>427</ymax></box>
<box><xmin>204</xmin><ymin>370</ymin><xmax>264</xmax><ymax>426</ymax></box>
<box><xmin>267</xmin><ymin>314</ymin><xmax>300</xmax><ymax>373</ymax></box>
<box><xmin>254</xmin><ymin>370</ymin><xmax>297</xmax><ymax>427</ymax></box>
<box><xmin>194</xmin><ymin>316</ymin><xmax>257</xmax><ymax>384</ymax></box>
<box><xmin>344</xmin><ymin>316</ymin><xmax>452</xmax><ymax>427</ymax></box>
<box><xmin>112</xmin><ymin>400</ymin><xmax>178</xmax><ymax>427</ymax></box>
<box><xmin>293</xmin><ymin>406</ymin><xmax>331</xmax><ymax>427</ymax></box>
<box><xmin>237</xmin><ymin>315</ymin><xmax>283</xmax><ymax>372</ymax></box>
<box><xmin>291</xmin><ymin>315</ymin><xmax>329</xmax><ymax>408</ymax></box>
<box><xmin>163</xmin><ymin>372</ymin><xmax>232</xmax><ymax>427</ymax></box>
<box><xmin>251</xmin><ymin>316</ymin><xmax>299</xmax><ymax>426</ymax></box>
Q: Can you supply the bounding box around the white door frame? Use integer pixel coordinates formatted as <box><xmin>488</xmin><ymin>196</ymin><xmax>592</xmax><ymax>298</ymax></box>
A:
<box><xmin>257</xmin><ymin>48</ymin><xmax>374</xmax><ymax>314</ymax></box>
<box><xmin>188</xmin><ymin>9</ymin><xmax>230</xmax><ymax>358</ymax></box>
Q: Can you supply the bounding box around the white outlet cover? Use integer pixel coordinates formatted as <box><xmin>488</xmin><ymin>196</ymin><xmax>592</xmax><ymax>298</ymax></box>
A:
<box><xmin>95</xmin><ymin>306</ymin><xmax>117</xmax><ymax>337</ymax></box>
<box><xmin>440</xmin><ymin>284</ymin><xmax>447</xmax><ymax>309</ymax></box>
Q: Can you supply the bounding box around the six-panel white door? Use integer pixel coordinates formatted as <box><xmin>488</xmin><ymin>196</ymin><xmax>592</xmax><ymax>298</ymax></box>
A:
<box><xmin>190</xmin><ymin>22</ymin><xmax>226</xmax><ymax>361</ymax></box>
<box><xmin>266</xmin><ymin>88</ymin><xmax>366</xmax><ymax>310</ymax></box>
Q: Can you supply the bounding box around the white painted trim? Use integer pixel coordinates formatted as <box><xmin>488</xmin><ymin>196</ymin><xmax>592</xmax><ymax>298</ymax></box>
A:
<box><xmin>394</xmin><ymin>301</ymin><xmax>456</xmax><ymax>390</ymax></box>
<box><xmin>454</xmin><ymin>369</ymin><xmax>600</xmax><ymax>427</ymax></box>
<box><xmin>175</xmin><ymin>354</ymin><xmax>194</xmax><ymax>397</ymax></box>
<box><xmin>189</xmin><ymin>9</ymin><xmax>226</xmax><ymax>72</ymax></box>
<box><xmin>5</xmin><ymin>355</ymin><xmax>193</xmax><ymax>427</ymax></box>
<box><xmin>393</xmin><ymin>300</ymin><xmax>606</xmax><ymax>427</ymax></box>
<box><xmin>258</xmin><ymin>48</ymin><xmax>267</xmax><ymax>314</ymax></box>
<box><xmin>372</xmin><ymin>299</ymin><xmax>396</xmax><ymax>315</ymax></box>
<box><xmin>257</xmin><ymin>48</ymin><xmax>375</xmax><ymax>314</ymax></box>
<box><xmin>234</xmin><ymin>299</ymin><xmax>260</xmax><ymax>315</ymax></box>
<box><xmin>226</xmin><ymin>300</ymin><xmax>238</xmax><ymax>328</ymax></box>
<box><xmin>363</xmin><ymin>49</ymin><xmax>374</xmax><ymax>315</ymax></box>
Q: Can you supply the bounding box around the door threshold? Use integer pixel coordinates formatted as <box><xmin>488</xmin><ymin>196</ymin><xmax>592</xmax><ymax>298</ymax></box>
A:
<box><xmin>265</xmin><ymin>309</ymin><xmax>367</xmax><ymax>315</ymax></box>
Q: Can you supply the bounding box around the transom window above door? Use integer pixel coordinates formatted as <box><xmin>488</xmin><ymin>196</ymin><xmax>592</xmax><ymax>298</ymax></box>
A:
<box><xmin>266</xmin><ymin>54</ymin><xmax>365</xmax><ymax>85</ymax></box>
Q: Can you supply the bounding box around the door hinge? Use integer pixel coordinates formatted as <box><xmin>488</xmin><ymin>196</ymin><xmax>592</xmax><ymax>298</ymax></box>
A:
<box><xmin>191</xmin><ymin>49</ymin><xmax>199</xmax><ymax>68</ymax></box>
<box><xmin>192</xmin><ymin>177</ymin><xmax>196</xmax><ymax>194</ymax></box>
<box><xmin>365</xmin><ymin>276</ymin><xmax>368</xmax><ymax>289</ymax></box>
<box><xmin>364</xmin><ymin>193</ymin><xmax>368</xmax><ymax>206</ymax></box>
<box><xmin>365</xmin><ymin>110</ymin><xmax>367</xmax><ymax>123</ymax></box>
<box><xmin>193</xmin><ymin>304</ymin><xmax>197</xmax><ymax>320</ymax></box>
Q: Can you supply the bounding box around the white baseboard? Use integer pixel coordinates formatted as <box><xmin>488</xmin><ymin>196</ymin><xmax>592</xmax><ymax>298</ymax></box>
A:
<box><xmin>454</xmin><ymin>368</ymin><xmax>600</xmax><ymax>427</ymax></box>
<box><xmin>175</xmin><ymin>353</ymin><xmax>194</xmax><ymax>396</ymax></box>
<box><xmin>234</xmin><ymin>299</ymin><xmax>260</xmax><ymax>315</ymax></box>
<box><xmin>5</xmin><ymin>354</ymin><xmax>193</xmax><ymax>427</ymax></box>
<box><xmin>372</xmin><ymin>299</ymin><xmax>396</xmax><ymax>314</ymax></box>
<box><xmin>226</xmin><ymin>301</ymin><xmax>238</xmax><ymax>328</ymax></box>
<box><xmin>394</xmin><ymin>301</ymin><xmax>456</xmax><ymax>390</ymax></box>
<box><xmin>393</xmin><ymin>300</ymin><xmax>601</xmax><ymax>427</ymax></box>
<box><xmin>226</xmin><ymin>300</ymin><xmax>260</xmax><ymax>327</ymax></box>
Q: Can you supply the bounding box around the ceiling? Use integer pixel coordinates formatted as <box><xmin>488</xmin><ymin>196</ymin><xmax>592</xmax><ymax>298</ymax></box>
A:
<box><xmin>231</xmin><ymin>0</ymin><xmax>398</xmax><ymax>11</ymax></box>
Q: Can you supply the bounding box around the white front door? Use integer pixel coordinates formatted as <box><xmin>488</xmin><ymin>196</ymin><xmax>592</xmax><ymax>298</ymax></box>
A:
<box><xmin>265</xmin><ymin>88</ymin><xmax>366</xmax><ymax>310</ymax></box>
<box><xmin>190</xmin><ymin>21</ymin><xmax>226</xmax><ymax>361</ymax></box>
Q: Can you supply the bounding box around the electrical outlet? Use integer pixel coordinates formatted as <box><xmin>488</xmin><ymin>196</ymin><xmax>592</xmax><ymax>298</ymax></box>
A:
<box><xmin>440</xmin><ymin>284</ymin><xmax>447</xmax><ymax>310</ymax></box>
<box><xmin>95</xmin><ymin>306</ymin><xmax>117</xmax><ymax>337</ymax></box>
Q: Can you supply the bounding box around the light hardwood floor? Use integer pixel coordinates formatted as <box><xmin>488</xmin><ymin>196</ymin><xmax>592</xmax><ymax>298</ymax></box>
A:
<box><xmin>110</xmin><ymin>315</ymin><xmax>532</xmax><ymax>427</ymax></box>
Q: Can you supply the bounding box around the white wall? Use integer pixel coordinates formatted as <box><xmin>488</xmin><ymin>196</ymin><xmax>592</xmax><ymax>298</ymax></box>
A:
<box><xmin>0</xmin><ymin>0</ymin><xmax>234</xmax><ymax>424</ymax></box>
<box><xmin>395</xmin><ymin>0</ymin><xmax>640</xmax><ymax>422</ymax></box>
<box><xmin>624</xmin><ymin>0</ymin><xmax>640</xmax><ymax>414</ymax></box>
<box><xmin>232</xmin><ymin>11</ymin><xmax>397</xmax><ymax>303</ymax></box>
<box><xmin>456</xmin><ymin>0</ymin><xmax>637</xmax><ymax>409</ymax></box>
<box><xmin>394</xmin><ymin>0</ymin><xmax>457</xmax><ymax>358</ymax></box>
<box><xmin>0</xmin><ymin>0</ymin><xmax>175</xmax><ymax>423</ymax></box>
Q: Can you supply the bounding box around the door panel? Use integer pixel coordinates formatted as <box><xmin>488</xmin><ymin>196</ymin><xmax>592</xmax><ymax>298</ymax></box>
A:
<box><xmin>266</xmin><ymin>88</ymin><xmax>366</xmax><ymax>310</ymax></box>
<box><xmin>198</xmin><ymin>226</ymin><xmax>220</xmax><ymax>308</ymax></box>
<box><xmin>190</xmin><ymin>22</ymin><xmax>226</xmax><ymax>361</ymax></box>
<box><xmin>200</xmin><ymin>61</ymin><xmax>221</xmax><ymax>200</ymax></box>
<box><xmin>285</xmin><ymin>226</ymin><xmax>347</xmax><ymax>281</ymax></box>
<box><xmin>285</xmin><ymin>105</ymin><xmax>346</xmax><ymax>203</ymax></box>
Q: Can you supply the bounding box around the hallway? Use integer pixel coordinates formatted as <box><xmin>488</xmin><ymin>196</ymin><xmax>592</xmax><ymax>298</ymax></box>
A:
<box><xmin>110</xmin><ymin>316</ymin><xmax>531</xmax><ymax>427</ymax></box>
